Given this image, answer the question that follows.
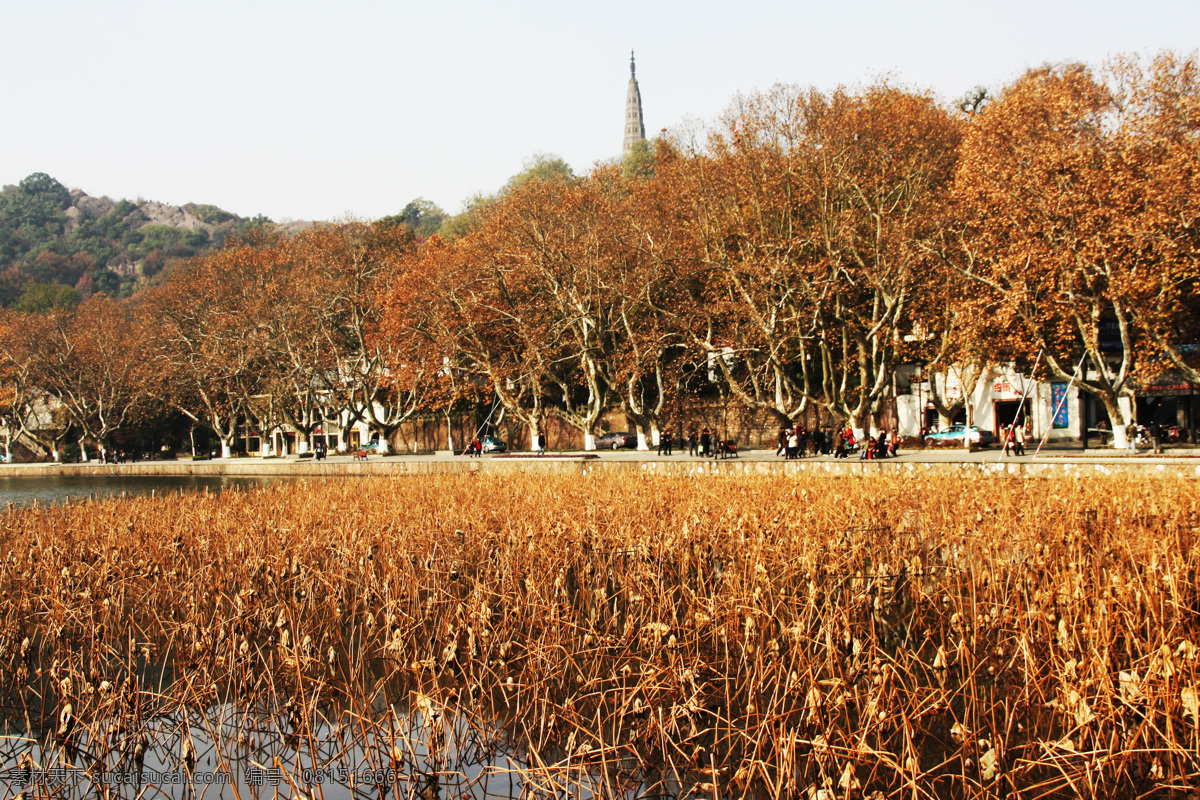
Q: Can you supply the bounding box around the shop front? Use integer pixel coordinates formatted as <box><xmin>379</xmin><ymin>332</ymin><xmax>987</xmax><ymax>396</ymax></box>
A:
<box><xmin>1137</xmin><ymin>375</ymin><xmax>1198</xmax><ymax>444</ymax></box>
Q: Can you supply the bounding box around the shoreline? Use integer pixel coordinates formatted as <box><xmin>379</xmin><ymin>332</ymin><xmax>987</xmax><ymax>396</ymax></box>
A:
<box><xmin>3</xmin><ymin>449</ymin><xmax>1199</xmax><ymax>479</ymax></box>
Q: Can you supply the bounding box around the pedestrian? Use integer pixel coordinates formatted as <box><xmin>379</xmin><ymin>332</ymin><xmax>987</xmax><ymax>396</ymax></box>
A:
<box><xmin>835</xmin><ymin>429</ymin><xmax>848</xmax><ymax>459</ymax></box>
<box><xmin>700</xmin><ymin>427</ymin><xmax>712</xmax><ymax>458</ymax></box>
<box><xmin>786</xmin><ymin>430</ymin><xmax>799</xmax><ymax>459</ymax></box>
<box><xmin>776</xmin><ymin>427</ymin><xmax>787</xmax><ymax>457</ymax></box>
<box><xmin>657</xmin><ymin>432</ymin><xmax>671</xmax><ymax>456</ymax></box>
<box><xmin>1013</xmin><ymin>424</ymin><xmax>1026</xmax><ymax>456</ymax></box>
<box><xmin>1150</xmin><ymin>421</ymin><xmax>1163</xmax><ymax>454</ymax></box>
<box><xmin>538</xmin><ymin>433</ymin><xmax>547</xmax><ymax>454</ymax></box>
<box><xmin>688</xmin><ymin>430</ymin><xmax>698</xmax><ymax>457</ymax></box>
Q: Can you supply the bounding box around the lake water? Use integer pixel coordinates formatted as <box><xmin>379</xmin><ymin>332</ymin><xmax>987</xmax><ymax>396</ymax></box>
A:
<box><xmin>0</xmin><ymin>474</ymin><xmax>293</xmax><ymax>508</ymax></box>
<box><xmin>0</xmin><ymin>703</ymin><xmax>541</xmax><ymax>800</ymax></box>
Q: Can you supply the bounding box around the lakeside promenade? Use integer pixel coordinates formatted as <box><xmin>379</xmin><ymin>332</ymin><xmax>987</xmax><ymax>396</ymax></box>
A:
<box><xmin>3</xmin><ymin>444</ymin><xmax>1199</xmax><ymax>479</ymax></box>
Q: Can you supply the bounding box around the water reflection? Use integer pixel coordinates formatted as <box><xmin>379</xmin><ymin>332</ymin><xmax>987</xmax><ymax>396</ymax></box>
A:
<box><xmin>0</xmin><ymin>475</ymin><xmax>295</xmax><ymax>508</ymax></box>
<box><xmin>0</xmin><ymin>702</ymin><xmax>541</xmax><ymax>799</ymax></box>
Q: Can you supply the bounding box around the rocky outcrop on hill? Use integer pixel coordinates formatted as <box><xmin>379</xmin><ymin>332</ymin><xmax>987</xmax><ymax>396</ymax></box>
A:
<box><xmin>0</xmin><ymin>172</ymin><xmax>275</xmax><ymax>306</ymax></box>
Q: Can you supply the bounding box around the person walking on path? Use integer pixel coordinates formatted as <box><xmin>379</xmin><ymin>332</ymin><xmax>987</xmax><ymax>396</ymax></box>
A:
<box><xmin>688</xmin><ymin>430</ymin><xmax>698</xmax><ymax>457</ymax></box>
<box><xmin>1013</xmin><ymin>424</ymin><xmax>1026</xmax><ymax>456</ymax></box>
<box><xmin>657</xmin><ymin>432</ymin><xmax>673</xmax><ymax>456</ymax></box>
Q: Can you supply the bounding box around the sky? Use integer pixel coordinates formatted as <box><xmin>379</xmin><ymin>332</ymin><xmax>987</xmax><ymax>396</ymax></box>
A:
<box><xmin>3</xmin><ymin>0</ymin><xmax>1198</xmax><ymax>223</ymax></box>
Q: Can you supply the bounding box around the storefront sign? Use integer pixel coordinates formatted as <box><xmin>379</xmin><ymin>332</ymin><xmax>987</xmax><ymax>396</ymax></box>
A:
<box><xmin>1051</xmin><ymin>383</ymin><xmax>1069</xmax><ymax>428</ymax></box>
<box><xmin>1140</xmin><ymin>382</ymin><xmax>1196</xmax><ymax>397</ymax></box>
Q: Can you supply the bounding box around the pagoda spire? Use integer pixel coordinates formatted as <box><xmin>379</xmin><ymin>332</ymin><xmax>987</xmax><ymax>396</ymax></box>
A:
<box><xmin>622</xmin><ymin>50</ymin><xmax>646</xmax><ymax>157</ymax></box>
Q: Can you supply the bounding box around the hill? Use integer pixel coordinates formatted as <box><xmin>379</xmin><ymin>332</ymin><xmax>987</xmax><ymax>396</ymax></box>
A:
<box><xmin>0</xmin><ymin>173</ymin><xmax>273</xmax><ymax>308</ymax></box>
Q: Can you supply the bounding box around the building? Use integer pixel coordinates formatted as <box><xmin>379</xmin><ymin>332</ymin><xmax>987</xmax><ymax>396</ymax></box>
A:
<box><xmin>622</xmin><ymin>51</ymin><xmax>646</xmax><ymax>157</ymax></box>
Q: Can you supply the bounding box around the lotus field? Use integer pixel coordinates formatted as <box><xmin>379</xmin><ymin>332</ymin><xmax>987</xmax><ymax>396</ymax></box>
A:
<box><xmin>1</xmin><ymin>472</ymin><xmax>1198</xmax><ymax>799</ymax></box>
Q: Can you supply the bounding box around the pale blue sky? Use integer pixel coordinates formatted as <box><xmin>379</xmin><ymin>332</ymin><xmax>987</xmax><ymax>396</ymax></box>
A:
<box><xmin>2</xmin><ymin>0</ymin><xmax>1196</xmax><ymax>222</ymax></box>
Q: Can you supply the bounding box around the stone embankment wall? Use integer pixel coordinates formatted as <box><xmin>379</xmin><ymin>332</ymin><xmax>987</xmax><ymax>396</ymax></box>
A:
<box><xmin>4</xmin><ymin>458</ymin><xmax>1199</xmax><ymax>479</ymax></box>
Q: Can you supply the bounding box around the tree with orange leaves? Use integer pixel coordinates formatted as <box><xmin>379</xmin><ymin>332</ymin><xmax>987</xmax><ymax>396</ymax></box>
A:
<box><xmin>663</xmin><ymin>83</ymin><xmax>963</xmax><ymax>434</ymax></box>
<box><xmin>406</xmin><ymin>214</ymin><xmax>561</xmax><ymax>452</ymax></box>
<box><xmin>299</xmin><ymin>221</ymin><xmax>441</xmax><ymax>452</ymax></box>
<box><xmin>613</xmin><ymin>143</ymin><xmax>700</xmax><ymax>448</ymax></box>
<box><xmin>1105</xmin><ymin>53</ymin><xmax>1200</xmax><ymax>386</ymax></box>
<box><xmin>0</xmin><ymin>308</ymin><xmax>75</xmax><ymax>461</ymax></box>
<box><xmin>0</xmin><ymin>310</ymin><xmax>19</xmax><ymax>461</ymax></box>
<box><xmin>945</xmin><ymin>63</ymin><xmax>1148</xmax><ymax>447</ymax></box>
<box><xmin>15</xmin><ymin>297</ymin><xmax>148</xmax><ymax>460</ymax></box>
<box><xmin>141</xmin><ymin>239</ymin><xmax>273</xmax><ymax>457</ymax></box>
<box><xmin>480</xmin><ymin>173</ymin><xmax>634</xmax><ymax>449</ymax></box>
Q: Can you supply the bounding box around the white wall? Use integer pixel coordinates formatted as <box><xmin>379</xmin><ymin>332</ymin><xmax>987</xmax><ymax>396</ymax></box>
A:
<box><xmin>906</xmin><ymin>364</ymin><xmax>1084</xmax><ymax>442</ymax></box>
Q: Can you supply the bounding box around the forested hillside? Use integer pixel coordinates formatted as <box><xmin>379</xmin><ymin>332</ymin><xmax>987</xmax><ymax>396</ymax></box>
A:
<box><xmin>0</xmin><ymin>173</ymin><xmax>272</xmax><ymax>308</ymax></box>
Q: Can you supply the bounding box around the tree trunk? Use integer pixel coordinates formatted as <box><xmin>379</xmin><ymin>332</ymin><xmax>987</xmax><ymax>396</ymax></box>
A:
<box><xmin>79</xmin><ymin>439</ymin><xmax>89</xmax><ymax>463</ymax></box>
<box><xmin>636</xmin><ymin>431</ymin><xmax>649</xmax><ymax>451</ymax></box>
<box><xmin>1103</xmin><ymin>394</ymin><xmax>1133</xmax><ymax>450</ymax></box>
<box><xmin>528</xmin><ymin>421</ymin><xmax>541</xmax><ymax>452</ymax></box>
<box><xmin>583</xmin><ymin>432</ymin><xmax>597</xmax><ymax>451</ymax></box>
<box><xmin>376</xmin><ymin>434</ymin><xmax>390</xmax><ymax>454</ymax></box>
<box><xmin>849</xmin><ymin>408</ymin><xmax>868</xmax><ymax>442</ymax></box>
<box><xmin>964</xmin><ymin>394</ymin><xmax>975</xmax><ymax>453</ymax></box>
<box><xmin>220</xmin><ymin>439</ymin><xmax>233</xmax><ymax>459</ymax></box>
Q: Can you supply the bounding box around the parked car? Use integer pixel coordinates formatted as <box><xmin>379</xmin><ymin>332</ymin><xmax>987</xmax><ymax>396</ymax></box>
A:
<box><xmin>481</xmin><ymin>435</ymin><xmax>507</xmax><ymax>453</ymax></box>
<box><xmin>595</xmin><ymin>431</ymin><xmax>638</xmax><ymax>449</ymax></box>
<box><xmin>925</xmin><ymin>425</ymin><xmax>995</xmax><ymax>446</ymax></box>
<box><xmin>596</xmin><ymin>431</ymin><xmax>638</xmax><ymax>449</ymax></box>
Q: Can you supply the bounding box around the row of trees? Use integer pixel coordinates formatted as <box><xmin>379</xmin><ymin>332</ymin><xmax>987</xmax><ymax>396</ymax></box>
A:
<box><xmin>2</xmin><ymin>54</ymin><xmax>1196</xmax><ymax>458</ymax></box>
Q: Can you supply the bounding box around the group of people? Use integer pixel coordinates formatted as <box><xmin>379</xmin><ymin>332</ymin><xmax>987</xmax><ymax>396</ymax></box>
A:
<box><xmin>656</xmin><ymin>427</ymin><xmax>738</xmax><ymax>458</ymax></box>
<box><xmin>775</xmin><ymin>424</ymin><xmax>890</xmax><ymax>460</ymax></box>
<box><xmin>95</xmin><ymin>448</ymin><xmax>142</xmax><ymax>464</ymax></box>
<box><xmin>1001</xmin><ymin>423</ymin><xmax>1028</xmax><ymax>456</ymax></box>
<box><xmin>778</xmin><ymin>424</ymin><xmax>833</xmax><ymax>459</ymax></box>
<box><xmin>857</xmin><ymin>430</ymin><xmax>899</xmax><ymax>460</ymax></box>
